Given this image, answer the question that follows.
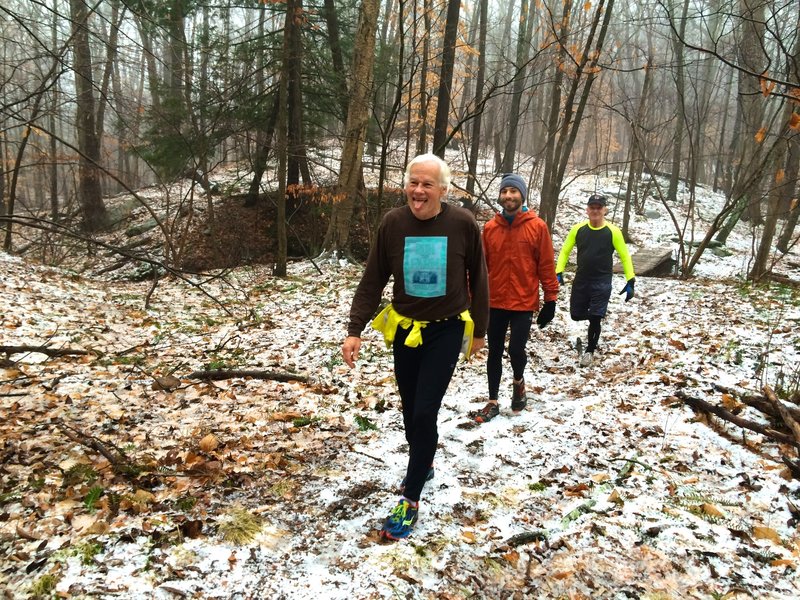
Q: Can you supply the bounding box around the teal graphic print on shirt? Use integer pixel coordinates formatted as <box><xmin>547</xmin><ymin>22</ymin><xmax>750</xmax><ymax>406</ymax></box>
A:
<box><xmin>403</xmin><ymin>236</ymin><xmax>447</xmax><ymax>297</ymax></box>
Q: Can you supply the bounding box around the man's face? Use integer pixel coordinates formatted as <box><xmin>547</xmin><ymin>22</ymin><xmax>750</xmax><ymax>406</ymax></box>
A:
<box><xmin>499</xmin><ymin>186</ymin><xmax>524</xmax><ymax>213</ymax></box>
<box><xmin>405</xmin><ymin>161</ymin><xmax>446</xmax><ymax>220</ymax></box>
<box><xmin>586</xmin><ymin>203</ymin><xmax>607</xmax><ymax>224</ymax></box>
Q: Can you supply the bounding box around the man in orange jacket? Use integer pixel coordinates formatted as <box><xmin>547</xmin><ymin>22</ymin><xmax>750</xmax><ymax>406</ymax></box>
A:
<box><xmin>472</xmin><ymin>173</ymin><xmax>559</xmax><ymax>422</ymax></box>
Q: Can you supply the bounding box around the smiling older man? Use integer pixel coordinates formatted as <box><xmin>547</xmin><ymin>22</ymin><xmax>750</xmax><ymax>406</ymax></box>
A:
<box><xmin>341</xmin><ymin>153</ymin><xmax>489</xmax><ymax>541</ymax></box>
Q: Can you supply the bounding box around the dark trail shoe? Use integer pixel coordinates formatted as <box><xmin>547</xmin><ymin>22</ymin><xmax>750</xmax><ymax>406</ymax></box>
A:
<box><xmin>471</xmin><ymin>402</ymin><xmax>500</xmax><ymax>423</ymax></box>
<box><xmin>511</xmin><ymin>379</ymin><xmax>527</xmax><ymax>413</ymax></box>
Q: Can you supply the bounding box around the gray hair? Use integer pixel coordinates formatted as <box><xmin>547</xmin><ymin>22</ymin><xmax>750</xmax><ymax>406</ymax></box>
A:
<box><xmin>403</xmin><ymin>153</ymin><xmax>451</xmax><ymax>191</ymax></box>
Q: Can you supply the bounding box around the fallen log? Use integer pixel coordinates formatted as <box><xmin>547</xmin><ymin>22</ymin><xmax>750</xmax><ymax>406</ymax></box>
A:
<box><xmin>764</xmin><ymin>385</ymin><xmax>800</xmax><ymax>442</ymax></box>
<box><xmin>186</xmin><ymin>369</ymin><xmax>308</xmax><ymax>383</ymax></box>
<box><xmin>713</xmin><ymin>383</ymin><xmax>800</xmax><ymax>422</ymax></box>
<box><xmin>675</xmin><ymin>390</ymin><xmax>800</xmax><ymax>449</ymax></box>
<box><xmin>0</xmin><ymin>344</ymin><xmax>94</xmax><ymax>358</ymax></box>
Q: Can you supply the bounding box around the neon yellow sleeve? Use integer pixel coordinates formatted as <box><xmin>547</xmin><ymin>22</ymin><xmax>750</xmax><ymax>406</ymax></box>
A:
<box><xmin>610</xmin><ymin>224</ymin><xmax>635</xmax><ymax>280</ymax></box>
<box><xmin>556</xmin><ymin>223</ymin><xmax>581</xmax><ymax>273</ymax></box>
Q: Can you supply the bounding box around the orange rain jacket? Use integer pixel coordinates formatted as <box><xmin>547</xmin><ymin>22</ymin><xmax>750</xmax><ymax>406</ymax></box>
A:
<box><xmin>482</xmin><ymin>210</ymin><xmax>559</xmax><ymax>312</ymax></box>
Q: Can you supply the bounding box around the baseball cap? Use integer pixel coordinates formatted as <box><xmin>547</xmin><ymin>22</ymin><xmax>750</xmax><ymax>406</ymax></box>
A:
<box><xmin>587</xmin><ymin>194</ymin><xmax>607</xmax><ymax>206</ymax></box>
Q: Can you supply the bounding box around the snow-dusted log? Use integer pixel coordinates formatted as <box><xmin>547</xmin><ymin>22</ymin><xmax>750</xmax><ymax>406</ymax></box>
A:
<box><xmin>675</xmin><ymin>390</ymin><xmax>799</xmax><ymax>449</ymax></box>
<box><xmin>186</xmin><ymin>369</ymin><xmax>307</xmax><ymax>383</ymax></box>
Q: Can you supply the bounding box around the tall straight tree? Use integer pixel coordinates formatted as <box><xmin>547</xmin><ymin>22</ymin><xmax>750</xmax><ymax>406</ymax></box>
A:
<box><xmin>69</xmin><ymin>0</ymin><xmax>108</xmax><ymax>232</ymax></box>
<box><xmin>666</xmin><ymin>0</ymin><xmax>689</xmax><ymax>204</ymax></box>
<box><xmin>431</xmin><ymin>0</ymin><xmax>461</xmax><ymax>157</ymax></box>
<box><xmin>501</xmin><ymin>0</ymin><xmax>531</xmax><ymax>174</ymax></box>
<box><xmin>715</xmin><ymin>0</ymin><xmax>769</xmax><ymax>245</ymax></box>
<box><xmin>414</xmin><ymin>1</ymin><xmax>432</xmax><ymax>156</ymax></box>
<box><xmin>539</xmin><ymin>0</ymin><xmax>616</xmax><ymax>228</ymax></box>
<box><xmin>751</xmin><ymin>14</ymin><xmax>800</xmax><ymax>277</ymax></box>
<box><xmin>287</xmin><ymin>0</ymin><xmax>311</xmax><ymax>188</ymax></box>
<box><xmin>321</xmin><ymin>0</ymin><xmax>380</xmax><ymax>258</ymax></box>
<box><xmin>466</xmin><ymin>0</ymin><xmax>488</xmax><ymax>197</ymax></box>
<box><xmin>274</xmin><ymin>0</ymin><xmax>295</xmax><ymax>277</ymax></box>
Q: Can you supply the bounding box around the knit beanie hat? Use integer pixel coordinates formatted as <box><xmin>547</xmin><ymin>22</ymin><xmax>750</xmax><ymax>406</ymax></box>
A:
<box><xmin>499</xmin><ymin>173</ymin><xmax>527</xmax><ymax>202</ymax></box>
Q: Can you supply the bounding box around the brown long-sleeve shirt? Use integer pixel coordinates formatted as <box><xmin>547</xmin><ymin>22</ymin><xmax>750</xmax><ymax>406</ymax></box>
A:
<box><xmin>347</xmin><ymin>203</ymin><xmax>489</xmax><ymax>338</ymax></box>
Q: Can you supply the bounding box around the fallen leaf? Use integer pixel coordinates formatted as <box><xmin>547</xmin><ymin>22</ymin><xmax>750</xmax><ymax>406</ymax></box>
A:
<box><xmin>270</xmin><ymin>411</ymin><xmax>304</xmax><ymax>422</ymax></box>
<box><xmin>770</xmin><ymin>559</ymin><xmax>794</xmax><ymax>567</ymax></box>
<box><xmin>199</xmin><ymin>433</ymin><xmax>220</xmax><ymax>452</ymax></box>
<box><xmin>553</xmin><ymin>570</ymin><xmax>573</xmax><ymax>580</ymax></box>
<box><xmin>753</xmin><ymin>526</ymin><xmax>781</xmax><ymax>545</ymax></box>
<box><xmin>152</xmin><ymin>375</ymin><xmax>182</xmax><ymax>391</ymax></box>
<box><xmin>16</xmin><ymin>524</ymin><xmax>41</xmax><ymax>541</ymax></box>
<box><xmin>668</xmin><ymin>338</ymin><xmax>687</xmax><ymax>351</ymax></box>
<box><xmin>702</xmin><ymin>503</ymin><xmax>724</xmax><ymax>518</ymax></box>
<box><xmin>564</xmin><ymin>483</ymin><xmax>590</xmax><ymax>497</ymax></box>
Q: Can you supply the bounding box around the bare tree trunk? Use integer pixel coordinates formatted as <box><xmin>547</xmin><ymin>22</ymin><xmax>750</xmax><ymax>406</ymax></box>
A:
<box><xmin>715</xmin><ymin>0</ymin><xmax>769</xmax><ymax>244</ymax></box>
<box><xmin>749</xmin><ymin>140</ymin><xmax>787</xmax><ymax>280</ymax></box>
<box><xmin>501</xmin><ymin>0</ymin><xmax>531</xmax><ymax>173</ymax></box>
<box><xmin>431</xmin><ymin>0</ymin><xmax>461</xmax><ymax>157</ymax></box>
<box><xmin>375</xmin><ymin>0</ymin><xmax>407</xmax><ymax>224</ymax></box>
<box><xmin>539</xmin><ymin>0</ymin><xmax>616</xmax><ymax>228</ymax></box>
<box><xmin>623</xmin><ymin>57</ymin><xmax>654</xmax><ymax>240</ymax></box>
<box><xmin>322</xmin><ymin>0</ymin><xmax>349</xmax><ymax>121</ymax></box>
<box><xmin>246</xmin><ymin>4</ymin><xmax>276</xmax><ymax>207</ymax></box>
<box><xmin>753</xmin><ymin>15</ymin><xmax>800</xmax><ymax>269</ymax></box>
<box><xmin>713</xmin><ymin>68</ymin><xmax>736</xmax><ymax>193</ymax></box>
<box><xmin>69</xmin><ymin>0</ymin><xmax>108</xmax><ymax>233</ymax></box>
<box><xmin>274</xmin><ymin>0</ymin><xmax>294</xmax><ymax>277</ymax></box>
<box><xmin>49</xmin><ymin>1</ymin><xmax>60</xmax><ymax>221</ymax></box>
<box><xmin>321</xmin><ymin>0</ymin><xmax>379</xmax><ymax>257</ymax></box>
<box><xmin>667</xmin><ymin>0</ymin><xmax>689</xmax><ymax>204</ymax></box>
<box><xmin>287</xmin><ymin>0</ymin><xmax>311</xmax><ymax>188</ymax></box>
<box><xmin>415</xmin><ymin>1</ymin><xmax>431</xmax><ymax>155</ymax></box>
<box><xmin>246</xmin><ymin>95</ymin><xmax>280</xmax><ymax>207</ymax></box>
<box><xmin>466</xmin><ymin>0</ymin><xmax>488</xmax><ymax>197</ymax></box>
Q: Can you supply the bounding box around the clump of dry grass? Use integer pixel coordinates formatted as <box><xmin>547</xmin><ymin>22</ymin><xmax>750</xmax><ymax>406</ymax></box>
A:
<box><xmin>217</xmin><ymin>506</ymin><xmax>263</xmax><ymax>544</ymax></box>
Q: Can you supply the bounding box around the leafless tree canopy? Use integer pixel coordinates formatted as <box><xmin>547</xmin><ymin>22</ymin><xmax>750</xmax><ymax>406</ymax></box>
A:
<box><xmin>0</xmin><ymin>0</ymin><xmax>798</xmax><ymax>277</ymax></box>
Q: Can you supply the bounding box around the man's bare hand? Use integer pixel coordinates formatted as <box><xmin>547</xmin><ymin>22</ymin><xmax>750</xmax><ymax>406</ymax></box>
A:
<box><xmin>470</xmin><ymin>336</ymin><xmax>485</xmax><ymax>358</ymax></box>
<box><xmin>342</xmin><ymin>336</ymin><xmax>362</xmax><ymax>368</ymax></box>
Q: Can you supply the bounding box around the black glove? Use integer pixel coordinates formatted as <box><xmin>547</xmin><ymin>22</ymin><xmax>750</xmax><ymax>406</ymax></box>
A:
<box><xmin>537</xmin><ymin>301</ymin><xmax>556</xmax><ymax>328</ymax></box>
<box><xmin>619</xmin><ymin>278</ymin><xmax>635</xmax><ymax>302</ymax></box>
<box><xmin>556</xmin><ymin>272</ymin><xmax>564</xmax><ymax>285</ymax></box>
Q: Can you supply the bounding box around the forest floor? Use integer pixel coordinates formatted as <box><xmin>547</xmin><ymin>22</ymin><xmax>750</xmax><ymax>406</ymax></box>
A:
<box><xmin>2</xmin><ymin>167</ymin><xmax>800</xmax><ymax>599</ymax></box>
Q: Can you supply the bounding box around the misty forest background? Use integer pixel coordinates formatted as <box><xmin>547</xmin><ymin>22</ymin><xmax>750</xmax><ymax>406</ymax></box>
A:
<box><xmin>2</xmin><ymin>3</ymin><xmax>800</xmax><ymax>596</ymax></box>
<box><xmin>1</xmin><ymin>0</ymin><xmax>799</xmax><ymax>280</ymax></box>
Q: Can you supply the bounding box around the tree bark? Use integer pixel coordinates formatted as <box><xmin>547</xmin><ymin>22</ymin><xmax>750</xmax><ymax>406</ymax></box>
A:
<box><xmin>415</xmin><ymin>1</ymin><xmax>431</xmax><ymax>155</ymax></box>
<box><xmin>539</xmin><ymin>0</ymin><xmax>616</xmax><ymax>228</ymax></box>
<box><xmin>466</xmin><ymin>0</ymin><xmax>489</xmax><ymax>197</ymax></box>
<box><xmin>501</xmin><ymin>0</ymin><xmax>531</xmax><ymax>174</ymax></box>
<box><xmin>69</xmin><ymin>0</ymin><xmax>108</xmax><ymax>233</ymax></box>
<box><xmin>666</xmin><ymin>0</ymin><xmax>689</xmax><ymax>205</ymax></box>
<box><xmin>287</xmin><ymin>0</ymin><xmax>311</xmax><ymax>188</ymax></box>
<box><xmin>321</xmin><ymin>0</ymin><xmax>380</xmax><ymax>257</ymax></box>
<box><xmin>274</xmin><ymin>0</ymin><xmax>294</xmax><ymax>276</ymax></box>
<box><xmin>431</xmin><ymin>0</ymin><xmax>461</xmax><ymax>157</ymax></box>
<box><xmin>715</xmin><ymin>0</ymin><xmax>769</xmax><ymax>244</ymax></box>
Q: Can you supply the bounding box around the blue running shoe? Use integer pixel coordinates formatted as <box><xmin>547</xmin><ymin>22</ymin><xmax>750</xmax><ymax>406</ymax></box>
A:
<box><xmin>380</xmin><ymin>499</ymin><xmax>419</xmax><ymax>541</ymax></box>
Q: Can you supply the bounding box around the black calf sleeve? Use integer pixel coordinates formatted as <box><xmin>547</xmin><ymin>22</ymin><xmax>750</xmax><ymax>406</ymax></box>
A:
<box><xmin>587</xmin><ymin>317</ymin><xmax>602</xmax><ymax>352</ymax></box>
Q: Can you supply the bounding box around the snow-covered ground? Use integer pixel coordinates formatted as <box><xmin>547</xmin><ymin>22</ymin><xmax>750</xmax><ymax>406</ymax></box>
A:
<box><xmin>1</xmin><ymin>166</ymin><xmax>799</xmax><ymax>599</ymax></box>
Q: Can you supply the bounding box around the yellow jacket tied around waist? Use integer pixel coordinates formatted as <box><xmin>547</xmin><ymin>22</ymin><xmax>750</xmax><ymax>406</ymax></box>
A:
<box><xmin>371</xmin><ymin>304</ymin><xmax>475</xmax><ymax>359</ymax></box>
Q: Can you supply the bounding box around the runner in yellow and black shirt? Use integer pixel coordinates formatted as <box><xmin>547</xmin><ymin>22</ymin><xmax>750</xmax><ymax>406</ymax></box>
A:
<box><xmin>556</xmin><ymin>194</ymin><xmax>635</xmax><ymax>367</ymax></box>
